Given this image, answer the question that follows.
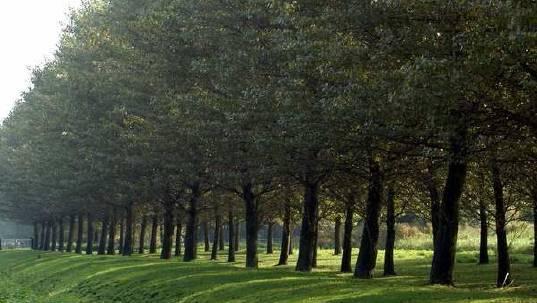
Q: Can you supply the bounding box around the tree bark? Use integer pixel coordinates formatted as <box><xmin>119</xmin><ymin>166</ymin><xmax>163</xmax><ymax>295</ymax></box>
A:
<box><xmin>183</xmin><ymin>182</ymin><xmax>200</xmax><ymax>262</ymax></box>
<box><xmin>278</xmin><ymin>201</ymin><xmax>291</xmax><ymax>265</ymax></box>
<box><xmin>58</xmin><ymin>217</ymin><xmax>65</xmax><ymax>252</ymax></box>
<box><xmin>175</xmin><ymin>222</ymin><xmax>182</xmax><ymax>257</ymax></box>
<box><xmin>266</xmin><ymin>222</ymin><xmax>274</xmax><ymax>254</ymax></box>
<box><xmin>219</xmin><ymin>225</ymin><xmax>225</xmax><ymax>251</ymax></box>
<box><xmin>66</xmin><ymin>215</ymin><xmax>75</xmax><ymax>253</ymax></box>
<box><xmin>296</xmin><ymin>181</ymin><xmax>320</xmax><ymax>272</ymax></box>
<box><xmin>243</xmin><ymin>183</ymin><xmax>259</xmax><ymax>268</ymax></box>
<box><xmin>478</xmin><ymin>200</ymin><xmax>489</xmax><ymax>264</ymax></box>
<box><xmin>289</xmin><ymin>230</ymin><xmax>294</xmax><ymax>255</ymax></box>
<box><xmin>107</xmin><ymin>209</ymin><xmax>117</xmax><ymax>255</ymax></box>
<box><xmin>139</xmin><ymin>216</ymin><xmax>148</xmax><ymax>254</ymax></box>
<box><xmin>98</xmin><ymin>215</ymin><xmax>109</xmax><ymax>255</ymax></box>
<box><xmin>334</xmin><ymin>216</ymin><xmax>342</xmax><ymax>255</ymax></box>
<box><xmin>51</xmin><ymin>220</ymin><xmax>57</xmax><ymax>251</ymax></box>
<box><xmin>211</xmin><ymin>213</ymin><xmax>221</xmax><ymax>260</ymax></box>
<box><xmin>160</xmin><ymin>224</ymin><xmax>164</xmax><ymax>246</ymax></box>
<box><xmin>40</xmin><ymin>221</ymin><xmax>46</xmax><ymax>250</ymax></box>
<box><xmin>75</xmin><ymin>214</ymin><xmax>84</xmax><ymax>254</ymax></box>
<box><xmin>94</xmin><ymin>226</ymin><xmax>100</xmax><ymax>249</ymax></box>
<box><xmin>118</xmin><ymin>217</ymin><xmax>125</xmax><ymax>255</ymax></box>
<box><xmin>149</xmin><ymin>215</ymin><xmax>158</xmax><ymax>254</ymax></box>
<box><xmin>161</xmin><ymin>198</ymin><xmax>175</xmax><ymax>260</ymax></box>
<box><xmin>44</xmin><ymin>221</ymin><xmax>52</xmax><ymax>251</ymax></box>
<box><xmin>383</xmin><ymin>186</ymin><xmax>396</xmax><ymax>276</ymax></box>
<box><xmin>341</xmin><ymin>198</ymin><xmax>354</xmax><ymax>273</ymax></box>
<box><xmin>234</xmin><ymin>222</ymin><xmax>240</xmax><ymax>252</ymax></box>
<box><xmin>312</xmin><ymin>221</ymin><xmax>319</xmax><ymax>268</ymax></box>
<box><xmin>86</xmin><ymin>213</ymin><xmax>94</xmax><ymax>255</ymax></box>
<box><xmin>354</xmin><ymin>158</ymin><xmax>383</xmax><ymax>279</ymax></box>
<box><xmin>33</xmin><ymin>222</ymin><xmax>39</xmax><ymax>250</ymax></box>
<box><xmin>228</xmin><ymin>209</ymin><xmax>235</xmax><ymax>262</ymax></box>
<box><xmin>203</xmin><ymin>221</ymin><xmax>210</xmax><ymax>252</ymax></box>
<box><xmin>122</xmin><ymin>203</ymin><xmax>134</xmax><ymax>256</ymax></box>
<box><xmin>491</xmin><ymin>158</ymin><xmax>512</xmax><ymax>287</ymax></box>
<box><xmin>430</xmin><ymin>127</ymin><xmax>468</xmax><ymax>285</ymax></box>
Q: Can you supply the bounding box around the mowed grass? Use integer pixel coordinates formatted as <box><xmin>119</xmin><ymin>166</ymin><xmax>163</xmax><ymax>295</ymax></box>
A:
<box><xmin>0</xmin><ymin>248</ymin><xmax>536</xmax><ymax>303</ymax></box>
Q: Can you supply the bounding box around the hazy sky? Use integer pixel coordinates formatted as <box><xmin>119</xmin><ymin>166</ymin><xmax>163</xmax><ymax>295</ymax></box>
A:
<box><xmin>0</xmin><ymin>0</ymin><xmax>81</xmax><ymax>121</ymax></box>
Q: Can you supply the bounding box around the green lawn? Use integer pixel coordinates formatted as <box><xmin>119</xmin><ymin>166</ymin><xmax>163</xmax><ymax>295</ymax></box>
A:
<box><xmin>0</xmin><ymin>249</ymin><xmax>536</xmax><ymax>303</ymax></box>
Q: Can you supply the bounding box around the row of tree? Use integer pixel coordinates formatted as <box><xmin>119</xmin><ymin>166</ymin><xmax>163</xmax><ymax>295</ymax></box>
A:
<box><xmin>0</xmin><ymin>0</ymin><xmax>535</xmax><ymax>288</ymax></box>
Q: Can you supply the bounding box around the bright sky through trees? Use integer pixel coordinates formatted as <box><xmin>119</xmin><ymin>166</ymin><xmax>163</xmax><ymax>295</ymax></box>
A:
<box><xmin>0</xmin><ymin>0</ymin><xmax>81</xmax><ymax>121</ymax></box>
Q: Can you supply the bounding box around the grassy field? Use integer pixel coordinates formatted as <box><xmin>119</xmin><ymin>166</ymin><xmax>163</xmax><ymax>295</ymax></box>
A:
<box><xmin>0</xmin><ymin>247</ymin><xmax>536</xmax><ymax>303</ymax></box>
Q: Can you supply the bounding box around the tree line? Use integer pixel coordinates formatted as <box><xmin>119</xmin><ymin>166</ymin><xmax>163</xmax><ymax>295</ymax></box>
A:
<box><xmin>0</xmin><ymin>0</ymin><xmax>535</xmax><ymax>288</ymax></box>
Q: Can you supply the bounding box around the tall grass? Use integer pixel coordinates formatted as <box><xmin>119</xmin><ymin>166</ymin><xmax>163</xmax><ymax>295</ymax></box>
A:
<box><xmin>394</xmin><ymin>222</ymin><xmax>534</xmax><ymax>254</ymax></box>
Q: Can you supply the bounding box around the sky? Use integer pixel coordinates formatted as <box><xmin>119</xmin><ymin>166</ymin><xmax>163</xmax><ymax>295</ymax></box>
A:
<box><xmin>0</xmin><ymin>0</ymin><xmax>81</xmax><ymax>121</ymax></box>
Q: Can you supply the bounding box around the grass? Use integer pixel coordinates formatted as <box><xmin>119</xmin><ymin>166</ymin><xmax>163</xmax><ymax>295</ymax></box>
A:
<box><xmin>0</xmin><ymin>247</ymin><xmax>536</xmax><ymax>303</ymax></box>
<box><xmin>392</xmin><ymin>223</ymin><xmax>535</xmax><ymax>254</ymax></box>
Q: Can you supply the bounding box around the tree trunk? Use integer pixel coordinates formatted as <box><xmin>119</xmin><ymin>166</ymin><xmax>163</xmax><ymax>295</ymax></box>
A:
<box><xmin>160</xmin><ymin>224</ymin><xmax>164</xmax><ymax>246</ymax></box>
<box><xmin>160</xmin><ymin>199</ymin><xmax>175</xmax><ymax>260</ymax></box>
<box><xmin>93</xmin><ymin>225</ymin><xmax>99</xmax><ymax>249</ymax></box>
<box><xmin>278</xmin><ymin>201</ymin><xmax>291</xmax><ymax>265</ymax></box>
<box><xmin>75</xmin><ymin>214</ymin><xmax>84</xmax><ymax>254</ymax></box>
<box><xmin>98</xmin><ymin>215</ymin><xmax>109</xmax><ymax>255</ymax></box>
<box><xmin>175</xmin><ymin>222</ymin><xmax>182</xmax><ymax>257</ymax></box>
<box><xmin>312</xmin><ymin>221</ymin><xmax>319</xmax><ymax>268</ymax></box>
<box><xmin>219</xmin><ymin>225</ymin><xmax>225</xmax><ymax>251</ymax></box>
<box><xmin>66</xmin><ymin>215</ymin><xmax>75</xmax><ymax>253</ymax></box>
<box><xmin>184</xmin><ymin>182</ymin><xmax>200</xmax><ymax>262</ymax></box>
<box><xmin>107</xmin><ymin>209</ymin><xmax>117</xmax><ymax>255</ymax></box>
<box><xmin>289</xmin><ymin>227</ymin><xmax>294</xmax><ymax>255</ymax></box>
<box><xmin>211</xmin><ymin>213</ymin><xmax>221</xmax><ymax>260</ymax></box>
<box><xmin>86</xmin><ymin>213</ymin><xmax>94</xmax><ymax>255</ymax></box>
<box><xmin>430</xmin><ymin>128</ymin><xmax>468</xmax><ymax>285</ymax></box>
<box><xmin>149</xmin><ymin>215</ymin><xmax>158</xmax><ymax>254</ymax></box>
<box><xmin>354</xmin><ymin>158</ymin><xmax>383</xmax><ymax>279</ymax></box>
<box><xmin>58</xmin><ymin>217</ymin><xmax>65</xmax><ymax>252</ymax></box>
<box><xmin>243</xmin><ymin>183</ymin><xmax>259</xmax><ymax>268</ymax></box>
<box><xmin>139</xmin><ymin>216</ymin><xmax>148</xmax><ymax>254</ymax></box>
<box><xmin>491</xmin><ymin>158</ymin><xmax>512</xmax><ymax>287</ymax></box>
<box><xmin>33</xmin><ymin>222</ymin><xmax>39</xmax><ymax>250</ymax></box>
<box><xmin>40</xmin><ymin>221</ymin><xmax>46</xmax><ymax>250</ymax></box>
<box><xmin>119</xmin><ymin>217</ymin><xmax>125</xmax><ymax>254</ymax></box>
<box><xmin>123</xmin><ymin>203</ymin><xmax>134</xmax><ymax>256</ymax></box>
<box><xmin>51</xmin><ymin>220</ymin><xmax>57</xmax><ymax>251</ymax></box>
<box><xmin>266</xmin><ymin>223</ymin><xmax>274</xmax><ymax>254</ymax></box>
<box><xmin>384</xmin><ymin>186</ymin><xmax>396</xmax><ymax>276</ymax></box>
<box><xmin>296</xmin><ymin>181</ymin><xmax>320</xmax><ymax>272</ymax></box>
<box><xmin>228</xmin><ymin>210</ymin><xmax>235</xmax><ymax>262</ymax></box>
<box><xmin>341</xmin><ymin>198</ymin><xmax>354</xmax><ymax>273</ymax></box>
<box><xmin>478</xmin><ymin>200</ymin><xmax>489</xmax><ymax>264</ymax></box>
<box><xmin>334</xmin><ymin>216</ymin><xmax>342</xmax><ymax>255</ymax></box>
<box><xmin>203</xmin><ymin>221</ymin><xmax>210</xmax><ymax>252</ymax></box>
<box><xmin>234</xmin><ymin>222</ymin><xmax>240</xmax><ymax>252</ymax></box>
<box><xmin>44</xmin><ymin>221</ymin><xmax>52</xmax><ymax>251</ymax></box>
